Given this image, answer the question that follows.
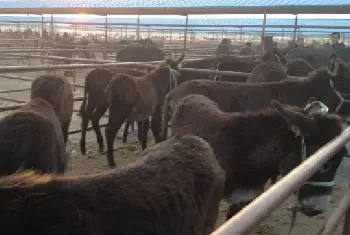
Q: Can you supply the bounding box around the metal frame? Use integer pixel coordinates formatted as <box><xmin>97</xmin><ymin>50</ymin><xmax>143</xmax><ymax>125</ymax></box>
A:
<box><xmin>212</xmin><ymin>126</ymin><xmax>350</xmax><ymax>234</ymax></box>
<box><xmin>0</xmin><ymin>32</ymin><xmax>349</xmax><ymax>234</ymax></box>
<box><xmin>2</xmin><ymin>5</ymin><xmax>350</xmax><ymax>15</ymax></box>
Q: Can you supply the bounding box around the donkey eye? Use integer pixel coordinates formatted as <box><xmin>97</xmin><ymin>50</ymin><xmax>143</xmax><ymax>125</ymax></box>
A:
<box><xmin>319</xmin><ymin>162</ymin><xmax>332</xmax><ymax>173</ymax></box>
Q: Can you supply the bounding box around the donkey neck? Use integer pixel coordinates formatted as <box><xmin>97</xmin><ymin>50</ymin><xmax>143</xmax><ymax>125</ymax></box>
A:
<box><xmin>221</xmin><ymin>110</ymin><xmax>297</xmax><ymax>178</ymax></box>
<box><xmin>218</xmin><ymin>110</ymin><xmax>301</xmax><ymax>193</ymax></box>
<box><xmin>224</xmin><ymin>110</ymin><xmax>295</xmax><ymax>157</ymax></box>
<box><xmin>147</xmin><ymin>66</ymin><xmax>173</xmax><ymax>94</ymax></box>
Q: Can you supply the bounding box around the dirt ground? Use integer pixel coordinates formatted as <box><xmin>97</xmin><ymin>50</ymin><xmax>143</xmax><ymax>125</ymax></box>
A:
<box><xmin>0</xmin><ymin>56</ymin><xmax>349</xmax><ymax>235</ymax></box>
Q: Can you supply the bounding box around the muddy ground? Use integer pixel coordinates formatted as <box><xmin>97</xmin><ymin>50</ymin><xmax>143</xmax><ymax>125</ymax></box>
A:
<box><xmin>0</xmin><ymin>55</ymin><xmax>349</xmax><ymax>235</ymax></box>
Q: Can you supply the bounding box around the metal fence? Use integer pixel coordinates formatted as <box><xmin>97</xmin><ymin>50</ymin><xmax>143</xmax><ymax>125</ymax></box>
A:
<box><xmin>0</xmin><ymin>48</ymin><xmax>349</xmax><ymax>235</ymax></box>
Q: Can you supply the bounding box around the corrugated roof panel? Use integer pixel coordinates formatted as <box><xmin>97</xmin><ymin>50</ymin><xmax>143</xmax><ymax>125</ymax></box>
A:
<box><xmin>2</xmin><ymin>16</ymin><xmax>350</xmax><ymax>28</ymax></box>
<box><xmin>1</xmin><ymin>0</ymin><xmax>350</xmax><ymax>8</ymax></box>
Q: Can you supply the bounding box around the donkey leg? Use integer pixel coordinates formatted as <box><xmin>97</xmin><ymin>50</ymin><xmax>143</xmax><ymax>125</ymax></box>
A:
<box><xmin>61</xmin><ymin>120</ymin><xmax>71</xmax><ymax>147</ymax></box>
<box><xmin>343</xmin><ymin>206</ymin><xmax>350</xmax><ymax>235</ymax></box>
<box><xmin>226</xmin><ymin>201</ymin><xmax>251</xmax><ymax>220</ymax></box>
<box><xmin>122</xmin><ymin>121</ymin><xmax>131</xmax><ymax>143</ymax></box>
<box><xmin>141</xmin><ymin>119</ymin><xmax>150</xmax><ymax>150</ymax></box>
<box><xmin>137</xmin><ymin>121</ymin><xmax>143</xmax><ymax>143</ymax></box>
<box><xmin>151</xmin><ymin>105</ymin><xmax>162</xmax><ymax>143</ymax></box>
<box><xmin>80</xmin><ymin>96</ymin><xmax>97</xmax><ymax>155</ymax></box>
<box><xmin>131</xmin><ymin>121</ymin><xmax>135</xmax><ymax>131</ymax></box>
<box><xmin>91</xmin><ymin>104</ymin><xmax>108</xmax><ymax>154</ymax></box>
<box><xmin>105</xmin><ymin>107</ymin><xmax>132</xmax><ymax>168</ymax></box>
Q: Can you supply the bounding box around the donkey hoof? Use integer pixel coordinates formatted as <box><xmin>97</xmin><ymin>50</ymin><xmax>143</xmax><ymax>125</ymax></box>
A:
<box><xmin>122</xmin><ymin>138</ymin><xmax>127</xmax><ymax>144</ymax></box>
<box><xmin>109</xmin><ymin>162</ymin><xmax>116</xmax><ymax>168</ymax></box>
<box><xmin>99</xmin><ymin>147</ymin><xmax>105</xmax><ymax>154</ymax></box>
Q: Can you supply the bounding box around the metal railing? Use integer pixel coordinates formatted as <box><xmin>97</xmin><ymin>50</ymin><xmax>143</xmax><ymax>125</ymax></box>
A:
<box><xmin>211</xmin><ymin>127</ymin><xmax>350</xmax><ymax>235</ymax></box>
<box><xmin>3</xmin><ymin>52</ymin><xmax>344</xmax><ymax>235</ymax></box>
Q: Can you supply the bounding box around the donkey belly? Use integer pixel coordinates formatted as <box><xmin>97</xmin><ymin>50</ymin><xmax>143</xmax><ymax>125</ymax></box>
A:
<box><xmin>128</xmin><ymin>106</ymin><xmax>155</xmax><ymax>122</ymax></box>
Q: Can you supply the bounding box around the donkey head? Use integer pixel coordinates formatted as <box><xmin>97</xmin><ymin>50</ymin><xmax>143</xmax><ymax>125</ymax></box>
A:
<box><xmin>271</xmin><ymin>99</ymin><xmax>348</xmax><ymax>216</ymax></box>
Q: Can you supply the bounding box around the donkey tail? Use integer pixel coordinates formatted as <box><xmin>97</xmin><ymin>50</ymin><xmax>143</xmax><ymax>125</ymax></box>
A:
<box><xmin>77</xmin><ymin>80</ymin><xmax>88</xmax><ymax>118</ymax></box>
<box><xmin>161</xmin><ymin>94</ymin><xmax>171</xmax><ymax>140</ymax></box>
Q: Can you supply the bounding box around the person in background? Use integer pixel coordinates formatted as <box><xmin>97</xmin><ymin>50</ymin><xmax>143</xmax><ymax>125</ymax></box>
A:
<box><xmin>217</xmin><ymin>38</ymin><xmax>231</xmax><ymax>56</ymax></box>
<box><xmin>331</xmin><ymin>32</ymin><xmax>345</xmax><ymax>54</ymax></box>
<box><xmin>240</xmin><ymin>42</ymin><xmax>255</xmax><ymax>55</ymax></box>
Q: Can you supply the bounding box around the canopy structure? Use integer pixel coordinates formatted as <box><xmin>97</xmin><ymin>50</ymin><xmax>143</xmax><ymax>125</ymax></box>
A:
<box><xmin>1</xmin><ymin>0</ymin><xmax>350</xmax><ymax>15</ymax></box>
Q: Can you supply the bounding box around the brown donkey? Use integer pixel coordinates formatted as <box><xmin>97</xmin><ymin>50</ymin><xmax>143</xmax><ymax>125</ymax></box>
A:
<box><xmin>79</xmin><ymin>67</ymin><xmax>146</xmax><ymax>155</ymax></box>
<box><xmin>31</xmin><ymin>75</ymin><xmax>73</xmax><ymax>145</ymax></box>
<box><xmin>105</xmin><ymin>54</ymin><xmax>184</xmax><ymax>167</ymax></box>
<box><xmin>0</xmin><ymin>98</ymin><xmax>67</xmax><ymax>175</ymax></box>
<box><xmin>171</xmin><ymin>94</ymin><xmax>348</xmax><ymax>219</ymax></box>
<box><xmin>0</xmin><ymin>135</ymin><xmax>224</xmax><ymax>235</ymax></box>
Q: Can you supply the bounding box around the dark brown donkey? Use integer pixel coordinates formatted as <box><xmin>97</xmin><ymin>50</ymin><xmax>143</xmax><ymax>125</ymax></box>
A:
<box><xmin>343</xmin><ymin>190</ymin><xmax>350</xmax><ymax>235</ymax></box>
<box><xmin>31</xmin><ymin>75</ymin><xmax>73</xmax><ymax>145</ymax></box>
<box><xmin>162</xmin><ymin>54</ymin><xmax>350</xmax><ymax>139</ymax></box>
<box><xmin>79</xmin><ymin>67</ymin><xmax>146</xmax><ymax>155</ymax></box>
<box><xmin>286</xmin><ymin>58</ymin><xmax>315</xmax><ymax>77</ymax></box>
<box><xmin>0</xmin><ymin>98</ymin><xmax>67</xmax><ymax>175</ymax></box>
<box><xmin>171</xmin><ymin>94</ymin><xmax>348</xmax><ymax>219</ymax></box>
<box><xmin>0</xmin><ymin>134</ymin><xmax>224</xmax><ymax>235</ymax></box>
<box><xmin>105</xmin><ymin>54</ymin><xmax>184</xmax><ymax>167</ymax></box>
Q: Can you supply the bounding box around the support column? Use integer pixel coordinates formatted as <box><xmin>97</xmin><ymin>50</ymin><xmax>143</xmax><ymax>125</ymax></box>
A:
<box><xmin>136</xmin><ymin>14</ymin><xmax>140</xmax><ymax>40</ymax></box>
<box><xmin>104</xmin><ymin>15</ymin><xmax>108</xmax><ymax>59</ymax></box>
<box><xmin>50</xmin><ymin>14</ymin><xmax>54</xmax><ymax>39</ymax></box>
<box><xmin>261</xmin><ymin>11</ymin><xmax>267</xmax><ymax>54</ymax></box>
<box><xmin>293</xmin><ymin>14</ymin><xmax>298</xmax><ymax>42</ymax></box>
<box><xmin>183</xmin><ymin>14</ymin><xmax>189</xmax><ymax>52</ymax></box>
<box><xmin>41</xmin><ymin>14</ymin><xmax>44</xmax><ymax>65</ymax></box>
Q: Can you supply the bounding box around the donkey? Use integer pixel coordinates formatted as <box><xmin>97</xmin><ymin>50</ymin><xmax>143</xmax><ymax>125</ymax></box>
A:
<box><xmin>246</xmin><ymin>52</ymin><xmax>287</xmax><ymax>83</ymax></box>
<box><xmin>162</xmin><ymin>54</ymin><xmax>350</xmax><ymax>139</ymax></box>
<box><xmin>343</xmin><ymin>194</ymin><xmax>350</xmax><ymax>235</ymax></box>
<box><xmin>79</xmin><ymin>67</ymin><xmax>146</xmax><ymax>155</ymax></box>
<box><xmin>105</xmin><ymin>54</ymin><xmax>184</xmax><ymax>167</ymax></box>
<box><xmin>31</xmin><ymin>75</ymin><xmax>73</xmax><ymax>145</ymax></box>
<box><xmin>286</xmin><ymin>58</ymin><xmax>315</xmax><ymax>77</ymax></box>
<box><xmin>0</xmin><ymin>134</ymin><xmax>224</xmax><ymax>235</ymax></box>
<box><xmin>171</xmin><ymin>94</ymin><xmax>348</xmax><ymax>219</ymax></box>
<box><xmin>0</xmin><ymin>98</ymin><xmax>66</xmax><ymax>175</ymax></box>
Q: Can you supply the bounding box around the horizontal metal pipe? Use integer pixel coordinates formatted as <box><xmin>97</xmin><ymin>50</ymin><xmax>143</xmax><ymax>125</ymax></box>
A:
<box><xmin>0</xmin><ymin>104</ymin><xmax>25</xmax><ymax>112</ymax></box>
<box><xmin>0</xmin><ymin>48</ymin><xmax>117</xmax><ymax>53</ymax></box>
<box><xmin>0</xmin><ymin>62</ymin><xmax>157</xmax><ymax>73</ymax></box>
<box><xmin>0</xmin><ymin>74</ymin><xmax>85</xmax><ymax>88</ymax></box>
<box><xmin>181</xmin><ymin>67</ymin><xmax>304</xmax><ymax>80</ymax></box>
<box><xmin>211</xmin><ymin>125</ymin><xmax>350</xmax><ymax>235</ymax></box>
<box><xmin>317</xmin><ymin>190</ymin><xmax>350</xmax><ymax>235</ymax></box>
<box><xmin>0</xmin><ymin>96</ymin><xmax>84</xmax><ymax>112</ymax></box>
<box><xmin>68</xmin><ymin>123</ymin><xmax>107</xmax><ymax>135</ymax></box>
<box><xmin>0</xmin><ymin>52</ymin><xmax>116</xmax><ymax>64</ymax></box>
<box><xmin>0</xmin><ymin>88</ymin><xmax>31</xmax><ymax>94</ymax></box>
<box><xmin>0</xmin><ymin>39</ymin><xmax>40</xmax><ymax>42</ymax></box>
<box><xmin>0</xmin><ymin>96</ymin><xmax>27</xmax><ymax>104</ymax></box>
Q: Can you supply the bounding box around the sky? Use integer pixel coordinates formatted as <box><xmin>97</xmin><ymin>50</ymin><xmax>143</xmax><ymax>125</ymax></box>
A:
<box><xmin>1</xmin><ymin>13</ymin><xmax>350</xmax><ymax>19</ymax></box>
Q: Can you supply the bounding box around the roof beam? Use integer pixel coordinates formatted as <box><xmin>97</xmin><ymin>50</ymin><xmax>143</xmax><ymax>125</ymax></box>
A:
<box><xmin>1</xmin><ymin>6</ymin><xmax>350</xmax><ymax>15</ymax></box>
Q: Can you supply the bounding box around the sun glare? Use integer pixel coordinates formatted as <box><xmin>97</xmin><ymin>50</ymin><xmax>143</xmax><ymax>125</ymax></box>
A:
<box><xmin>77</xmin><ymin>13</ymin><xmax>87</xmax><ymax>18</ymax></box>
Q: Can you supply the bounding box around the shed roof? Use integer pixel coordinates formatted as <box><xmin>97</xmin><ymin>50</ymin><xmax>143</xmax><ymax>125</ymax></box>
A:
<box><xmin>1</xmin><ymin>0</ymin><xmax>350</xmax><ymax>15</ymax></box>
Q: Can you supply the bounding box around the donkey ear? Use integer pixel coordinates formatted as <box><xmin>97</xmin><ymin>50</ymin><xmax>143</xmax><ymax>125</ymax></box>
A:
<box><xmin>328</xmin><ymin>53</ymin><xmax>341</xmax><ymax>77</ymax></box>
<box><xmin>271</xmin><ymin>100</ymin><xmax>314</xmax><ymax>136</ymax></box>
<box><xmin>176</xmin><ymin>53</ymin><xmax>185</xmax><ymax>65</ymax></box>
